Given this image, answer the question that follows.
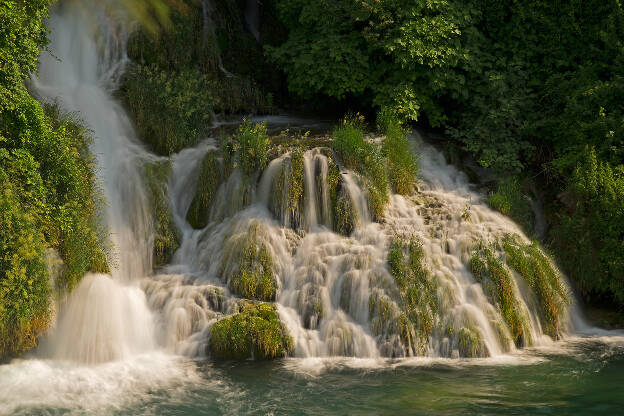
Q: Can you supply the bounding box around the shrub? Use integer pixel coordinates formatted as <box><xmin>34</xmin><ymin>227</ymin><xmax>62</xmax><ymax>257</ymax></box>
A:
<box><xmin>551</xmin><ymin>149</ymin><xmax>624</xmax><ymax>308</ymax></box>
<box><xmin>119</xmin><ymin>64</ymin><xmax>212</xmax><ymax>155</ymax></box>
<box><xmin>236</xmin><ymin>120</ymin><xmax>270</xmax><ymax>176</ymax></box>
<box><xmin>378</xmin><ymin>108</ymin><xmax>418</xmax><ymax>195</ymax></box>
<box><xmin>0</xmin><ymin>173</ymin><xmax>50</xmax><ymax>359</ymax></box>
<box><xmin>332</xmin><ymin>114</ymin><xmax>390</xmax><ymax>220</ymax></box>
<box><xmin>208</xmin><ymin>302</ymin><xmax>293</xmax><ymax>360</ymax></box>
<box><xmin>488</xmin><ymin>177</ymin><xmax>533</xmax><ymax>234</ymax></box>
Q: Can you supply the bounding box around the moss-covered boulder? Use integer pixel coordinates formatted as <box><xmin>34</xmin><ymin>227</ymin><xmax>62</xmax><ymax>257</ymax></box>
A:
<box><xmin>470</xmin><ymin>242</ymin><xmax>530</xmax><ymax>347</ymax></box>
<box><xmin>143</xmin><ymin>160</ymin><xmax>180</xmax><ymax>268</ymax></box>
<box><xmin>333</xmin><ymin>187</ymin><xmax>359</xmax><ymax>236</ymax></box>
<box><xmin>186</xmin><ymin>150</ymin><xmax>224</xmax><ymax>229</ymax></box>
<box><xmin>208</xmin><ymin>302</ymin><xmax>293</xmax><ymax>360</ymax></box>
<box><xmin>457</xmin><ymin>326</ymin><xmax>486</xmax><ymax>358</ymax></box>
<box><xmin>503</xmin><ymin>235</ymin><xmax>570</xmax><ymax>338</ymax></box>
<box><xmin>221</xmin><ymin>221</ymin><xmax>277</xmax><ymax>301</ymax></box>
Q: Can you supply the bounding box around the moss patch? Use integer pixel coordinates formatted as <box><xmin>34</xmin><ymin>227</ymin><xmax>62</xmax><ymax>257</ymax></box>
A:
<box><xmin>334</xmin><ymin>188</ymin><xmax>359</xmax><ymax>236</ymax></box>
<box><xmin>186</xmin><ymin>150</ymin><xmax>224</xmax><ymax>229</ymax></box>
<box><xmin>379</xmin><ymin>236</ymin><xmax>438</xmax><ymax>353</ymax></box>
<box><xmin>503</xmin><ymin>235</ymin><xmax>570</xmax><ymax>338</ymax></box>
<box><xmin>221</xmin><ymin>222</ymin><xmax>277</xmax><ymax>301</ymax></box>
<box><xmin>208</xmin><ymin>302</ymin><xmax>293</xmax><ymax>360</ymax></box>
<box><xmin>143</xmin><ymin>160</ymin><xmax>180</xmax><ymax>268</ymax></box>
<box><xmin>470</xmin><ymin>242</ymin><xmax>530</xmax><ymax>347</ymax></box>
<box><xmin>457</xmin><ymin>327</ymin><xmax>486</xmax><ymax>358</ymax></box>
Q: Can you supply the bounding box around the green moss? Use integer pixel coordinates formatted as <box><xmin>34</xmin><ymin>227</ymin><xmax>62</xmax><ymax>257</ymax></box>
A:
<box><xmin>383</xmin><ymin>236</ymin><xmax>438</xmax><ymax>351</ymax></box>
<box><xmin>334</xmin><ymin>189</ymin><xmax>359</xmax><ymax>236</ymax></box>
<box><xmin>287</xmin><ymin>147</ymin><xmax>304</xmax><ymax>216</ymax></box>
<box><xmin>274</xmin><ymin>146</ymin><xmax>305</xmax><ymax>229</ymax></box>
<box><xmin>469</xmin><ymin>242</ymin><xmax>530</xmax><ymax>347</ymax></box>
<box><xmin>457</xmin><ymin>327</ymin><xmax>485</xmax><ymax>358</ymax></box>
<box><xmin>221</xmin><ymin>222</ymin><xmax>277</xmax><ymax>301</ymax></box>
<box><xmin>143</xmin><ymin>160</ymin><xmax>180</xmax><ymax>268</ymax></box>
<box><xmin>186</xmin><ymin>151</ymin><xmax>223</xmax><ymax>229</ymax></box>
<box><xmin>503</xmin><ymin>235</ymin><xmax>570</xmax><ymax>338</ymax></box>
<box><xmin>208</xmin><ymin>302</ymin><xmax>293</xmax><ymax>360</ymax></box>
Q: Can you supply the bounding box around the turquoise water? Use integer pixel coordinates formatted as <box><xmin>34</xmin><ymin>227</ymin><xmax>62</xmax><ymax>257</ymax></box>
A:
<box><xmin>5</xmin><ymin>335</ymin><xmax>623</xmax><ymax>415</ymax></box>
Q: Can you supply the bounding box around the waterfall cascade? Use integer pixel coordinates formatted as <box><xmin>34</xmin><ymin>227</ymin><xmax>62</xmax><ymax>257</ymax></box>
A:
<box><xmin>29</xmin><ymin>0</ymin><xmax>578</xmax><ymax>365</ymax></box>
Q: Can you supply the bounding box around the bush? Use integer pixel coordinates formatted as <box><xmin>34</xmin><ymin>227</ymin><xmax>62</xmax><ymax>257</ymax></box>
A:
<box><xmin>379</xmin><ymin>108</ymin><xmax>418</xmax><ymax>195</ymax></box>
<box><xmin>208</xmin><ymin>302</ymin><xmax>293</xmax><ymax>360</ymax></box>
<box><xmin>551</xmin><ymin>148</ymin><xmax>624</xmax><ymax>308</ymax></box>
<box><xmin>488</xmin><ymin>177</ymin><xmax>533</xmax><ymax>234</ymax></box>
<box><xmin>236</xmin><ymin>120</ymin><xmax>270</xmax><ymax>176</ymax></box>
<box><xmin>0</xmin><ymin>172</ymin><xmax>50</xmax><ymax>359</ymax></box>
<box><xmin>332</xmin><ymin>115</ymin><xmax>390</xmax><ymax>220</ymax></box>
<box><xmin>119</xmin><ymin>64</ymin><xmax>212</xmax><ymax>155</ymax></box>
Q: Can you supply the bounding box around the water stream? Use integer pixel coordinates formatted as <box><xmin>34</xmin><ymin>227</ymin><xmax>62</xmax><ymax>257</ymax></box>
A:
<box><xmin>1</xmin><ymin>1</ymin><xmax>623</xmax><ymax>414</ymax></box>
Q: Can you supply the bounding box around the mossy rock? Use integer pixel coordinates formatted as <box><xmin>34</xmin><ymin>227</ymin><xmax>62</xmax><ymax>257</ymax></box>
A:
<box><xmin>186</xmin><ymin>150</ymin><xmax>224</xmax><ymax>229</ymax></box>
<box><xmin>274</xmin><ymin>147</ymin><xmax>305</xmax><ymax>230</ymax></box>
<box><xmin>143</xmin><ymin>160</ymin><xmax>180</xmax><ymax>268</ymax></box>
<box><xmin>221</xmin><ymin>222</ymin><xmax>277</xmax><ymax>301</ymax></box>
<box><xmin>208</xmin><ymin>302</ymin><xmax>294</xmax><ymax>360</ymax></box>
<box><xmin>457</xmin><ymin>327</ymin><xmax>486</xmax><ymax>358</ymax></box>
<box><xmin>470</xmin><ymin>242</ymin><xmax>530</xmax><ymax>347</ymax></box>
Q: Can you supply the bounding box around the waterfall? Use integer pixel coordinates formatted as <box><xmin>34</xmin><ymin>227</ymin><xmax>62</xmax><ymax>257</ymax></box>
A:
<box><xmin>24</xmin><ymin>0</ymin><xmax>580</xmax><ymax>367</ymax></box>
<box><xmin>32</xmin><ymin>1</ymin><xmax>157</xmax><ymax>363</ymax></box>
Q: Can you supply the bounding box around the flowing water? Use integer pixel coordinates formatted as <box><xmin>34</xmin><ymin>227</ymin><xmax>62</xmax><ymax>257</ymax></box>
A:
<box><xmin>1</xmin><ymin>1</ymin><xmax>624</xmax><ymax>414</ymax></box>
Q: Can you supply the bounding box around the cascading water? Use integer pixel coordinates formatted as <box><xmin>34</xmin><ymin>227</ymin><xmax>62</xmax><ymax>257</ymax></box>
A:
<box><xmin>32</xmin><ymin>1</ymin><xmax>158</xmax><ymax>363</ymax></box>
<box><xmin>10</xmin><ymin>0</ymin><xmax>583</xmax><ymax>368</ymax></box>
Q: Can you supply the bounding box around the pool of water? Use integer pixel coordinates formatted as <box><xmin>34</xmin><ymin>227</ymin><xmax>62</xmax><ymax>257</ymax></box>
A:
<box><xmin>3</xmin><ymin>335</ymin><xmax>623</xmax><ymax>415</ymax></box>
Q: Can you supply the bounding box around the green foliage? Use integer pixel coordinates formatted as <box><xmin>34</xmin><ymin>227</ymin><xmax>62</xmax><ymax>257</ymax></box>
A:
<box><xmin>0</xmin><ymin>172</ymin><xmax>50</xmax><ymax>359</ymax></box>
<box><xmin>221</xmin><ymin>222</ymin><xmax>277</xmax><ymax>302</ymax></box>
<box><xmin>268</xmin><ymin>0</ymin><xmax>463</xmax><ymax>120</ymax></box>
<box><xmin>379</xmin><ymin>108</ymin><xmax>418</xmax><ymax>195</ymax></box>
<box><xmin>186</xmin><ymin>151</ymin><xmax>224</xmax><ymax>229</ymax></box>
<box><xmin>332</xmin><ymin>115</ymin><xmax>390</xmax><ymax>220</ymax></box>
<box><xmin>551</xmin><ymin>149</ymin><xmax>624</xmax><ymax>307</ymax></box>
<box><xmin>469</xmin><ymin>242</ymin><xmax>529</xmax><ymax>347</ymax></box>
<box><xmin>488</xmin><ymin>178</ymin><xmax>533</xmax><ymax>234</ymax></box>
<box><xmin>0</xmin><ymin>1</ymin><xmax>108</xmax><ymax>358</ymax></box>
<box><xmin>386</xmin><ymin>236</ymin><xmax>438</xmax><ymax>348</ymax></box>
<box><xmin>503</xmin><ymin>235</ymin><xmax>570</xmax><ymax>339</ymax></box>
<box><xmin>143</xmin><ymin>159</ymin><xmax>179</xmax><ymax>268</ymax></box>
<box><xmin>236</xmin><ymin>120</ymin><xmax>270</xmax><ymax>176</ymax></box>
<box><xmin>208</xmin><ymin>302</ymin><xmax>293</xmax><ymax>360</ymax></box>
<box><xmin>119</xmin><ymin>64</ymin><xmax>212</xmax><ymax>155</ymax></box>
